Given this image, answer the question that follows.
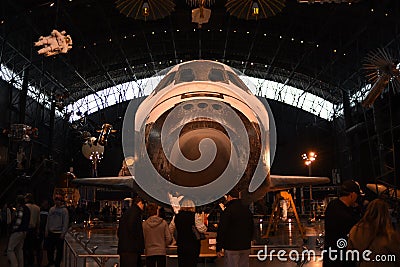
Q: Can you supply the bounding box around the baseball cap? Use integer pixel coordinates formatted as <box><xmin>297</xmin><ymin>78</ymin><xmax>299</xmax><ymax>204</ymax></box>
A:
<box><xmin>341</xmin><ymin>180</ymin><xmax>365</xmax><ymax>196</ymax></box>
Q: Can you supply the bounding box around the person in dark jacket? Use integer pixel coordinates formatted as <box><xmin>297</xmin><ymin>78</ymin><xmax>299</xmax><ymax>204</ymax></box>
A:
<box><xmin>216</xmin><ymin>189</ymin><xmax>254</xmax><ymax>267</ymax></box>
<box><xmin>7</xmin><ymin>195</ymin><xmax>30</xmax><ymax>267</ymax></box>
<box><xmin>37</xmin><ymin>200</ymin><xmax>49</xmax><ymax>267</ymax></box>
<box><xmin>24</xmin><ymin>193</ymin><xmax>40</xmax><ymax>267</ymax></box>
<box><xmin>117</xmin><ymin>196</ymin><xmax>145</xmax><ymax>267</ymax></box>
<box><xmin>170</xmin><ymin>199</ymin><xmax>207</xmax><ymax>267</ymax></box>
<box><xmin>142</xmin><ymin>203</ymin><xmax>172</xmax><ymax>267</ymax></box>
<box><xmin>324</xmin><ymin>180</ymin><xmax>363</xmax><ymax>267</ymax></box>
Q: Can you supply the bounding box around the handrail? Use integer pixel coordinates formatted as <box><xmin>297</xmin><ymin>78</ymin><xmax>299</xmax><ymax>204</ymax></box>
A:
<box><xmin>64</xmin><ymin>234</ymin><xmax>120</xmax><ymax>267</ymax></box>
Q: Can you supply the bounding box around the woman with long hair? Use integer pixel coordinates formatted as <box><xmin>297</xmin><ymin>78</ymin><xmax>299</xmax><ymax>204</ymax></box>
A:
<box><xmin>169</xmin><ymin>199</ymin><xmax>207</xmax><ymax>267</ymax></box>
<box><xmin>347</xmin><ymin>199</ymin><xmax>400</xmax><ymax>267</ymax></box>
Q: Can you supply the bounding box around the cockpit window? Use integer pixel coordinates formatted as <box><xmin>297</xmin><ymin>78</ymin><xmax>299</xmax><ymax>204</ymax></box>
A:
<box><xmin>208</xmin><ymin>68</ymin><xmax>225</xmax><ymax>82</ymax></box>
<box><xmin>177</xmin><ymin>68</ymin><xmax>195</xmax><ymax>83</ymax></box>
<box><xmin>227</xmin><ymin>71</ymin><xmax>248</xmax><ymax>91</ymax></box>
<box><xmin>154</xmin><ymin>71</ymin><xmax>176</xmax><ymax>92</ymax></box>
<box><xmin>175</xmin><ymin>62</ymin><xmax>229</xmax><ymax>84</ymax></box>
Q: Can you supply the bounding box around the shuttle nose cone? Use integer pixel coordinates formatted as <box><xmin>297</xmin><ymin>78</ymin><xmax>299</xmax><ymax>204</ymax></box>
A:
<box><xmin>169</xmin><ymin>127</ymin><xmax>231</xmax><ymax>187</ymax></box>
<box><xmin>146</xmin><ymin>99</ymin><xmax>249</xmax><ymax>187</ymax></box>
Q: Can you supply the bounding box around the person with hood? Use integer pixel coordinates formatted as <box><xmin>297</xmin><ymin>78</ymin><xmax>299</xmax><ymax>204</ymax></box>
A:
<box><xmin>142</xmin><ymin>203</ymin><xmax>172</xmax><ymax>267</ymax></box>
<box><xmin>45</xmin><ymin>194</ymin><xmax>69</xmax><ymax>267</ymax></box>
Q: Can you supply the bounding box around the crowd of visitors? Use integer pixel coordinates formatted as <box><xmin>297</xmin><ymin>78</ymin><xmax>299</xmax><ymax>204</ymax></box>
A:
<box><xmin>1</xmin><ymin>193</ymin><xmax>68</xmax><ymax>267</ymax></box>
<box><xmin>1</xmin><ymin>179</ymin><xmax>399</xmax><ymax>267</ymax></box>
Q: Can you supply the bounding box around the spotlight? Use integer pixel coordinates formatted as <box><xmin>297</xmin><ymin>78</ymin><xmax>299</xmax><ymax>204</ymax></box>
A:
<box><xmin>252</xmin><ymin>1</ymin><xmax>259</xmax><ymax>16</ymax></box>
<box><xmin>142</xmin><ymin>2</ymin><xmax>150</xmax><ymax>17</ymax></box>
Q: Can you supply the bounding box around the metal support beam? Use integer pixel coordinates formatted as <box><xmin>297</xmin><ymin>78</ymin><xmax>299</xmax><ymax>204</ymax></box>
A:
<box><xmin>19</xmin><ymin>66</ymin><xmax>29</xmax><ymax>124</ymax></box>
<box><xmin>49</xmin><ymin>99</ymin><xmax>56</xmax><ymax>159</ymax></box>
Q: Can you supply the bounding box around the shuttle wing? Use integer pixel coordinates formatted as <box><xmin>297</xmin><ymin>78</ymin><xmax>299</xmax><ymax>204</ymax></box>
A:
<box><xmin>73</xmin><ymin>176</ymin><xmax>136</xmax><ymax>190</ymax></box>
<box><xmin>73</xmin><ymin>175</ymin><xmax>330</xmax><ymax>194</ymax></box>
<box><xmin>269</xmin><ymin>175</ymin><xmax>330</xmax><ymax>191</ymax></box>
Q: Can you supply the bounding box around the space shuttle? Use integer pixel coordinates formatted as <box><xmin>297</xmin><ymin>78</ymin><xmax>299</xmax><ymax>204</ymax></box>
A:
<box><xmin>73</xmin><ymin>60</ymin><xmax>329</xmax><ymax>206</ymax></box>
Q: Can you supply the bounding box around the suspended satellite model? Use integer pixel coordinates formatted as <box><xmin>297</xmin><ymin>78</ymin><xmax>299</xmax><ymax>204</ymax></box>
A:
<box><xmin>192</xmin><ymin>6</ymin><xmax>211</xmax><ymax>28</ymax></box>
<box><xmin>362</xmin><ymin>48</ymin><xmax>400</xmax><ymax>107</ymax></box>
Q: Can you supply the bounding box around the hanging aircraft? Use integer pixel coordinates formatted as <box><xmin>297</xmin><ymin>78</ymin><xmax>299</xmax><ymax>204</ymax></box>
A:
<box><xmin>362</xmin><ymin>48</ymin><xmax>400</xmax><ymax>108</ymax></box>
<box><xmin>72</xmin><ymin>60</ymin><xmax>329</xmax><ymax>206</ymax></box>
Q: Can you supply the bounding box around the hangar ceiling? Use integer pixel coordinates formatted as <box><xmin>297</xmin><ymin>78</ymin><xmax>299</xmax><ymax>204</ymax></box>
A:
<box><xmin>1</xmin><ymin>0</ymin><xmax>399</xmax><ymax>108</ymax></box>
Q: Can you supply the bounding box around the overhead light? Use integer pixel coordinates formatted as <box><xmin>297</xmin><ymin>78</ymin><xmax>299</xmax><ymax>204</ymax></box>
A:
<box><xmin>252</xmin><ymin>1</ymin><xmax>259</xmax><ymax>17</ymax></box>
<box><xmin>142</xmin><ymin>1</ymin><xmax>150</xmax><ymax>17</ymax></box>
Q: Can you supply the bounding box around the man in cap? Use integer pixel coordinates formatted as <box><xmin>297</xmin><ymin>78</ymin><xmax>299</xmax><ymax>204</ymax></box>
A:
<box><xmin>216</xmin><ymin>189</ymin><xmax>254</xmax><ymax>267</ymax></box>
<box><xmin>324</xmin><ymin>180</ymin><xmax>364</xmax><ymax>267</ymax></box>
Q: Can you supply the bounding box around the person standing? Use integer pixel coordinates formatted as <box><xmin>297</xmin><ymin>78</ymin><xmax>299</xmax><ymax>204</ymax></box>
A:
<box><xmin>142</xmin><ymin>203</ymin><xmax>172</xmax><ymax>267</ymax></box>
<box><xmin>45</xmin><ymin>195</ymin><xmax>69</xmax><ymax>267</ymax></box>
<box><xmin>117</xmin><ymin>196</ymin><xmax>145</xmax><ymax>267</ymax></box>
<box><xmin>171</xmin><ymin>199</ymin><xmax>207</xmax><ymax>267</ymax></box>
<box><xmin>37</xmin><ymin>200</ymin><xmax>49</xmax><ymax>267</ymax></box>
<box><xmin>324</xmin><ymin>180</ymin><xmax>363</xmax><ymax>267</ymax></box>
<box><xmin>347</xmin><ymin>199</ymin><xmax>400</xmax><ymax>267</ymax></box>
<box><xmin>1</xmin><ymin>203</ymin><xmax>10</xmax><ymax>237</ymax></box>
<box><xmin>2</xmin><ymin>203</ymin><xmax>12</xmax><ymax>255</ymax></box>
<box><xmin>216</xmin><ymin>190</ymin><xmax>254</xmax><ymax>267</ymax></box>
<box><xmin>24</xmin><ymin>193</ymin><xmax>40</xmax><ymax>267</ymax></box>
<box><xmin>7</xmin><ymin>195</ymin><xmax>30</xmax><ymax>267</ymax></box>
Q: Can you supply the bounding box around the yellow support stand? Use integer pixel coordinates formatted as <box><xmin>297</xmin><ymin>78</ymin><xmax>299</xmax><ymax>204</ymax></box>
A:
<box><xmin>262</xmin><ymin>191</ymin><xmax>306</xmax><ymax>241</ymax></box>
